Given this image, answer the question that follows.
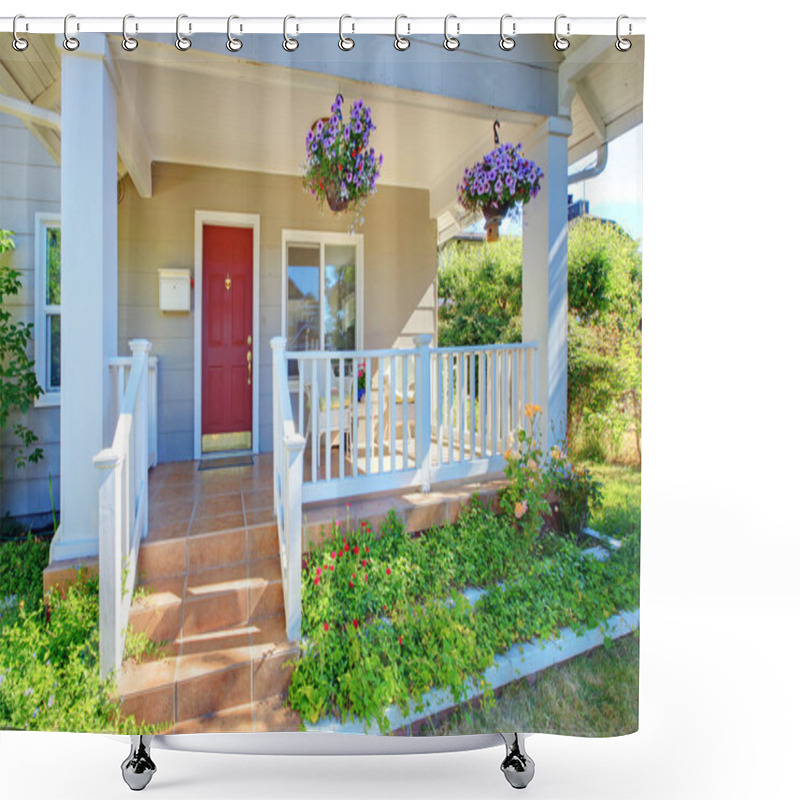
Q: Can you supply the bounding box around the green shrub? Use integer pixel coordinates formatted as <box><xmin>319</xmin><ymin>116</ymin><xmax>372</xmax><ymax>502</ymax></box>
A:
<box><xmin>0</xmin><ymin>534</ymin><xmax>49</xmax><ymax>628</ymax></box>
<box><xmin>0</xmin><ymin>570</ymin><xmax>158</xmax><ymax>733</ymax></box>
<box><xmin>289</xmin><ymin>503</ymin><xmax>639</xmax><ymax>733</ymax></box>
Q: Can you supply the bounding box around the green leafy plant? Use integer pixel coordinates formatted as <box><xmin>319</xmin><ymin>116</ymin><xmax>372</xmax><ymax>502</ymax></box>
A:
<box><xmin>288</xmin><ymin>500</ymin><xmax>638</xmax><ymax>733</ymax></box>
<box><xmin>0</xmin><ymin>569</ymin><xmax>161</xmax><ymax>733</ymax></box>
<box><xmin>0</xmin><ymin>229</ymin><xmax>43</xmax><ymax>472</ymax></box>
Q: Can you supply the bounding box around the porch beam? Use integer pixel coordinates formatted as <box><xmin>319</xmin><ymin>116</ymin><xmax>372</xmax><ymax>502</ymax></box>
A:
<box><xmin>574</xmin><ymin>80</ymin><xmax>607</xmax><ymax>143</ymax></box>
<box><xmin>0</xmin><ymin>92</ymin><xmax>61</xmax><ymax>131</ymax></box>
<box><xmin>558</xmin><ymin>35</ymin><xmax>615</xmax><ymax>116</ymax></box>
<box><xmin>522</xmin><ymin>117</ymin><xmax>570</xmax><ymax>449</ymax></box>
<box><xmin>50</xmin><ymin>37</ymin><xmax>119</xmax><ymax>562</ymax></box>
<box><xmin>0</xmin><ymin>61</ymin><xmax>61</xmax><ymax>164</ymax></box>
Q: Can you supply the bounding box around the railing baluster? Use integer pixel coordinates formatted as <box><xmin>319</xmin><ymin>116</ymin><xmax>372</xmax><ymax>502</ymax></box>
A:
<box><xmin>311</xmin><ymin>359</ymin><xmax>318</xmax><ymax>483</ymax></box>
<box><xmin>325</xmin><ymin>355</ymin><xmax>332</xmax><ymax>481</ymax></box>
<box><xmin>390</xmin><ymin>356</ymin><xmax>396</xmax><ymax>472</ymax></box>
<box><xmin>339</xmin><ymin>357</ymin><xmax>345</xmax><ymax>480</ymax></box>
<box><xmin>365</xmin><ymin>358</ymin><xmax>372</xmax><ymax>475</ymax></box>
<box><xmin>378</xmin><ymin>356</ymin><xmax>384</xmax><ymax>474</ymax></box>
<box><xmin>298</xmin><ymin>359</ymin><xmax>305</xmax><ymax>438</ymax></box>
<box><xmin>458</xmin><ymin>352</ymin><xmax>465</xmax><ymax>462</ymax></box>
<box><xmin>469</xmin><ymin>352</ymin><xmax>475</xmax><ymax>461</ymax></box>
<box><xmin>480</xmin><ymin>351</ymin><xmax>487</xmax><ymax>457</ymax></box>
<box><xmin>403</xmin><ymin>355</ymin><xmax>409</xmax><ymax>471</ymax></box>
<box><xmin>352</xmin><ymin>356</ymin><xmax>359</xmax><ymax>477</ymax></box>
<box><xmin>512</xmin><ymin>348</ymin><xmax>518</xmax><ymax>437</ymax></box>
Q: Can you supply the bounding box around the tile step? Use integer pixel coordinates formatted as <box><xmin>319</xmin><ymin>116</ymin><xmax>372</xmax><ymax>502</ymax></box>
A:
<box><xmin>117</xmin><ymin>618</ymin><xmax>299</xmax><ymax>729</ymax></box>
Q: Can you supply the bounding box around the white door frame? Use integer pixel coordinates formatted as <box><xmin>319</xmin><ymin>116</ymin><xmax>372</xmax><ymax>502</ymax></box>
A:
<box><xmin>193</xmin><ymin>210</ymin><xmax>261</xmax><ymax>460</ymax></box>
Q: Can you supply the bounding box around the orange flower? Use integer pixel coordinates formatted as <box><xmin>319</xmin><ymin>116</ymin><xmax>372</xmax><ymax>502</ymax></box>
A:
<box><xmin>514</xmin><ymin>500</ymin><xmax>528</xmax><ymax>519</ymax></box>
<box><xmin>526</xmin><ymin>458</ymin><xmax>538</xmax><ymax>471</ymax></box>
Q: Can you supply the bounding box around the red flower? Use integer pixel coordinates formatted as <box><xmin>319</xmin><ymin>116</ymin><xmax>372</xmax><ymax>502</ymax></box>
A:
<box><xmin>324</xmin><ymin>622</ymin><xmax>329</xmax><ymax>632</ymax></box>
<box><xmin>331</xmin><ymin>551</ymin><xmax>337</xmax><ymax>559</ymax></box>
<box><xmin>399</xmin><ymin>636</ymin><xmax>403</xmax><ymax>646</ymax></box>
<box><xmin>313</xmin><ymin>576</ymin><xmax>320</xmax><ymax>586</ymax></box>
<box><xmin>349</xmin><ymin>581</ymin><xmax>354</xmax><ymax>588</ymax></box>
<box><xmin>330</xmin><ymin>565</ymin><xmax>335</xmax><ymax>572</ymax></box>
<box><xmin>362</xmin><ymin>559</ymin><xmax>367</xmax><ymax>567</ymax></box>
<box><xmin>383</xmin><ymin>605</ymin><xmax>387</xmax><ymax>611</ymax></box>
<box><xmin>339</xmin><ymin>550</ymin><xmax>343</xmax><ymax>558</ymax></box>
<box><xmin>386</xmin><ymin>567</ymin><xmax>391</xmax><ymax>575</ymax></box>
<box><xmin>351</xmin><ymin>150</ymin><xmax>357</xmax><ymax>158</ymax></box>
<box><xmin>346</xmin><ymin>502</ymin><xmax>351</xmax><ymax>508</ymax></box>
<box><xmin>351</xmin><ymin>573</ymin><xmax>356</xmax><ymax>579</ymax></box>
<box><xmin>316</xmin><ymin>567</ymin><xmax>322</xmax><ymax>576</ymax></box>
<box><xmin>364</xmin><ymin>574</ymin><xmax>368</xmax><ymax>582</ymax></box>
<box><xmin>353</xmin><ymin>619</ymin><xmax>359</xmax><ymax>628</ymax></box>
<box><xmin>344</xmin><ymin>543</ymin><xmax>349</xmax><ymax>552</ymax></box>
<box><xmin>339</xmin><ymin>164</ymin><xmax>343</xmax><ymax>171</ymax></box>
<box><xmin>354</xmin><ymin>546</ymin><xmax>359</xmax><ymax>555</ymax></box>
<box><xmin>365</xmin><ymin>545</ymin><xmax>370</xmax><ymax>552</ymax></box>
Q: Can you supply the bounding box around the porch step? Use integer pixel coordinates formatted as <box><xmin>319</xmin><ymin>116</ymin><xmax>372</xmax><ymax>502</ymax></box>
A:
<box><xmin>117</xmin><ymin>613</ymin><xmax>300</xmax><ymax>731</ymax></box>
<box><xmin>136</xmin><ymin>521</ymin><xmax>279</xmax><ymax>581</ymax></box>
<box><xmin>129</xmin><ymin>556</ymin><xmax>284</xmax><ymax>642</ymax></box>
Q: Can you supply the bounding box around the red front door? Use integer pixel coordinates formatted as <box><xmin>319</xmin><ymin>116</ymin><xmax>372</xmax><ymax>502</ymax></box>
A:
<box><xmin>202</xmin><ymin>225</ymin><xmax>253</xmax><ymax>453</ymax></box>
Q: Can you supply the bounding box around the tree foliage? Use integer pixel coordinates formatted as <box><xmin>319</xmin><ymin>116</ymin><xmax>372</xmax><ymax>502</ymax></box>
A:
<box><xmin>0</xmin><ymin>229</ymin><xmax>43</xmax><ymax>471</ymax></box>
<box><xmin>438</xmin><ymin>237</ymin><xmax>523</xmax><ymax>348</ymax></box>
<box><xmin>567</xmin><ymin>218</ymin><xmax>642</xmax><ymax>464</ymax></box>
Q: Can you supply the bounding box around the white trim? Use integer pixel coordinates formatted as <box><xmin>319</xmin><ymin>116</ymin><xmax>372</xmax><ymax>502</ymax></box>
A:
<box><xmin>193</xmin><ymin>210</ymin><xmax>261</xmax><ymax>461</ymax></box>
<box><xmin>280</xmin><ymin>228</ymin><xmax>365</xmax><ymax>380</ymax></box>
<box><xmin>33</xmin><ymin>212</ymin><xmax>61</xmax><ymax>407</ymax></box>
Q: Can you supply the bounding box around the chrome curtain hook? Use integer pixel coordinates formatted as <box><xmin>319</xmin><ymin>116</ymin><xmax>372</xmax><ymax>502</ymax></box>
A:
<box><xmin>499</xmin><ymin>14</ymin><xmax>515</xmax><ymax>51</ymax></box>
<box><xmin>63</xmin><ymin>13</ymin><xmax>80</xmax><ymax>51</ymax></box>
<box><xmin>339</xmin><ymin>15</ymin><xmax>354</xmax><ymax>51</ymax></box>
<box><xmin>553</xmin><ymin>14</ymin><xmax>570</xmax><ymax>51</ymax></box>
<box><xmin>443</xmin><ymin>14</ymin><xmax>460</xmax><ymax>51</ymax></box>
<box><xmin>121</xmin><ymin>14</ymin><xmax>138</xmax><ymax>51</ymax></box>
<box><xmin>615</xmin><ymin>14</ymin><xmax>632</xmax><ymax>51</ymax></box>
<box><xmin>12</xmin><ymin>15</ymin><xmax>29</xmax><ymax>51</ymax></box>
<box><xmin>283</xmin><ymin>15</ymin><xmax>299</xmax><ymax>51</ymax></box>
<box><xmin>175</xmin><ymin>14</ymin><xmax>192</xmax><ymax>51</ymax></box>
<box><xmin>394</xmin><ymin>14</ymin><xmax>410</xmax><ymax>51</ymax></box>
<box><xmin>226</xmin><ymin>15</ymin><xmax>243</xmax><ymax>51</ymax></box>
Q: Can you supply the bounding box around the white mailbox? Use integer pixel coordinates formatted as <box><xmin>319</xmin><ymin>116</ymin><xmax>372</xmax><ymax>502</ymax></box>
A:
<box><xmin>158</xmin><ymin>269</ymin><xmax>191</xmax><ymax>312</ymax></box>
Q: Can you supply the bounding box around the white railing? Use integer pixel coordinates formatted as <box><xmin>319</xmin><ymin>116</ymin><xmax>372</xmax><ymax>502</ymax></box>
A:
<box><xmin>271</xmin><ymin>337</ymin><xmax>305</xmax><ymax>643</ymax></box>
<box><xmin>287</xmin><ymin>337</ymin><xmax>539</xmax><ymax>503</ymax></box>
<box><xmin>93</xmin><ymin>340</ymin><xmax>157</xmax><ymax>679</ymax></box>
<box><xmin>109</xmin><ymin>353</ymin><xmax>159</xmax><ymax>468</ymax></box>
<box><xmin>272</xmin><ymin>335</ymin><xmax>538</xmax><ymax>642</ymax></box>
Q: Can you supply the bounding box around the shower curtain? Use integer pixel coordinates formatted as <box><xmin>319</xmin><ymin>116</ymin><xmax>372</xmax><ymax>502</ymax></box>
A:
<box><xmin>0</xmin><ymin>23</ymin><xmax>642</xmax><ymax>739</ymax></box>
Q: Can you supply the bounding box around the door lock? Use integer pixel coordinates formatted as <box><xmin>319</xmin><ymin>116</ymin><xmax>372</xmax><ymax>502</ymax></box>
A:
<box><xmin>246</xmin><ymin>350</ymin><xmax>252</xmax><ymax>385</ymax></box>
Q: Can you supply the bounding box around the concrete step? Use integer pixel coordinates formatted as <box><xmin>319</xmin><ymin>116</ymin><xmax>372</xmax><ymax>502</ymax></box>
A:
<box><xmin>117</xmin><ymin>613</ymin><xmax>299</xmax><ymax>730</ymax></box>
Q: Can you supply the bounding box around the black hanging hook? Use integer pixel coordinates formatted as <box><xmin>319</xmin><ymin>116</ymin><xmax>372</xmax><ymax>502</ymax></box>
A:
<box><xmin>493</xmin><ymin>120</ymin><xmax>501</xmax><ymax>144</ymax></box>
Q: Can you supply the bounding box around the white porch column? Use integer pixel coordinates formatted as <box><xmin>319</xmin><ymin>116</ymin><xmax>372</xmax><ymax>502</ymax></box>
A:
<box><xmin>51</xmin><ymin>39</ymin><xmax>118</xmax><ymax>562</ymax></box>
<box><xmin>522</xmin><ymin>117</ymin><xmax>571</xmax><ymax>450</ymax></box>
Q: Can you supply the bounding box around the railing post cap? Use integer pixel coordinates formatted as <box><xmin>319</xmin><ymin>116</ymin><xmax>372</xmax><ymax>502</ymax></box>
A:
<box><xmin>129</xmin><ymin>339</ymin><xmax>153</xmax><ymax>354</ymax></box>
<box><xmin>93</xmin><ymin>448</ymin><xmax>121</xmax><ymax>469</ymax></box>
<box><xmin>270</xmin><ymin>336</ymin><xmax>288</xmax><ymax>350</ymax></box>
<box><xmin>285</xmin><ymin>433</ymin><xmax>306</xmax><ymax>451</ymax></box>
<box><xmin>413</xmin><ymin>334</ymin><xmax>433</xmax><ymax>347</ymax></box>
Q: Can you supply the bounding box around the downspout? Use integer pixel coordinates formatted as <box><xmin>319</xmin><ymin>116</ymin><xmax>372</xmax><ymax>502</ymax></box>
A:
<box><xmin>568</xmin><ymin>142</ymin><xmax>608</xmax><ymax>184</ymax></box>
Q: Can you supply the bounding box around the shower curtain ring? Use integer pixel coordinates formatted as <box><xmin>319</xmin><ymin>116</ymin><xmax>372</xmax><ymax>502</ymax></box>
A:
<box><xmin>226</xmin><ymin>15</ymin><xmax>243</xmax><ymax>51</ymax></box>
<box><xmin>499</xmin><ymin>14</ymin><xmax>515</xmax><ymax>51</ymax></box>
<box><xmin>283</xmin><ymin>15</ymin><xmax>299</xmax><ymax>51</ymax></box>
<box><xmin>63</xmin><ymin>14</ymin><xmax>80</xmax><ymax>51</ymax></box>
<box><xmin>175</xmin><ymin>14</ymin><xmax>192</xmax><ymax>51</ymax></box>
<box><xmin>443</xmin><ymin>14</ymin><xmax>460</xmax><ymax>50</ymax></box>
<box><xmin>121</xmin><ymin>14</ymin><xmax>138</xmax><ymax>51</ymax></box>
<box><xmin>553</xmin><ymin>14</ymin><xmax>570</xmax><ymax>51</ymax></box>
<box><xmin>339</xmin><ymin>15</ymin><xmax>355</xmax><ymax>50</ymax></box>
<box><xmin>394</xmin><ymin>15</ymin><xmax>410</xmax><ymax>50</ymax></box>
<box><xmin>12</xmin><ymin>15</ymin><xmax>28</xmax><ymax>51</ymax></box>
<box><xmin>615</xmin><ymin>15</ymin><xmax>632</xmax><ymax>51</ymax></box>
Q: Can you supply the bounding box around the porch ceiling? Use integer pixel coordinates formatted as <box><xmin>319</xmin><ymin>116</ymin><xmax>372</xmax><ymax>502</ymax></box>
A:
<box><xmin>113</xmin><ymin>40</ymin><xmax>541</xmax><ymax>196</ymax></box>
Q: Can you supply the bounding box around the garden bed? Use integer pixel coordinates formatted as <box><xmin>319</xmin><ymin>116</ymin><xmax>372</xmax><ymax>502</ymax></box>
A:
<box><xmin>287</xmin><ymin>492</ymin><xmax>640</xmax><ymax>734</ymax></box>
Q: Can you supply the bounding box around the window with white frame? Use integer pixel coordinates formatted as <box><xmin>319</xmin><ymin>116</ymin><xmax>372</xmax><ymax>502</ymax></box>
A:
<box><xmin>34</xmin><ymin>213</ymin><xmax>61</xmax><ymax>403</ymax></box>
<box><xmin>283</xmin><ymin>231</ymin><xmax>364</xmax><ymax>376</ymax></box>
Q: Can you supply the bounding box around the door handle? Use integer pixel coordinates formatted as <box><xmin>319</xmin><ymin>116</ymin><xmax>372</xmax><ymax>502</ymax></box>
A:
<box><xmin>246</xmin><ymin>350</ymin><xmax>252</xmax><ymax>386</ymax></box>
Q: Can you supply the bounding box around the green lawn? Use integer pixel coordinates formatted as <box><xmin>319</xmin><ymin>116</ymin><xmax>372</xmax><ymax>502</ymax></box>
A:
<box><xmin>586</xmin><ymin>463</ymin><xmax>641</xmax><ymax>542</ymax></box>
<box><xmin>423</xmin><ymin>633</ymin><xmax>639</xmax><ymax>737</ymax></box>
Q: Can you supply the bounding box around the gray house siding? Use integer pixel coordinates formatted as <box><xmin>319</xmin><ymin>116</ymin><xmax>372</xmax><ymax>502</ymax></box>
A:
<box><xmin>0</xmin><ymin>112</ymin><xmax>61</xmax><ymax>520</ymax></box>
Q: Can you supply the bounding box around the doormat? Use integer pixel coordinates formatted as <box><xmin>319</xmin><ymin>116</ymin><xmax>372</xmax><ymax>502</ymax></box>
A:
<box><xmin>198</xmin><ymin>454</ymin><xmax>254</xmax><ymax>470</ymax></box>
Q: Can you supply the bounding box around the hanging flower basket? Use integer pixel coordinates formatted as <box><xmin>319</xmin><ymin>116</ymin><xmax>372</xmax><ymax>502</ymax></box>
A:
<box><xmin>303</xmin><ymin>94</ymin><xmax>383</xmax><ymax>217</ymax></box>
<box><xmin>457</xmin><ymin>142</ymin><xmax>544</xmax><ymax>242</ymax></box>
